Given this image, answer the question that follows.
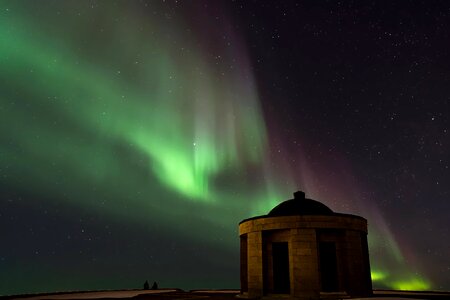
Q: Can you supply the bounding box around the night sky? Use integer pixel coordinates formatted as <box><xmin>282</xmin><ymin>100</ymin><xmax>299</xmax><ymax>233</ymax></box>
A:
<box><xmin>1</xmin><ymin>0</ymin><xmax>449</xmax><ymax>295</ymax></box>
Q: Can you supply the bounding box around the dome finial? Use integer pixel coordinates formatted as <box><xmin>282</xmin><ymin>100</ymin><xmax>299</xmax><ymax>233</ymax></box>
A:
<box><xmin>294</xmin><ymin>191</ymin><xmax>305</xmax><ymax>200</ymax></box>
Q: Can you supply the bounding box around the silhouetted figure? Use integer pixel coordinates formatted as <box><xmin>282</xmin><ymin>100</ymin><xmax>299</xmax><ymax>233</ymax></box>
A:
<box><xmin>143</xmin><ymin>280</ymin><xmax>149</xmax><ymax>290</ymax></box>
<box><xmin>151</xmin><ymin>281</ymin><xmax>158</xmax><ymax>290</ymax></box>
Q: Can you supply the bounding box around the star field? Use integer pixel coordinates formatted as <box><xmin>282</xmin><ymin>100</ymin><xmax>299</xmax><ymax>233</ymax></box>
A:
<box><xmin>0</xmin><ymin>0</ymin><xmax>449</xmax><ymax>295</ymax></box>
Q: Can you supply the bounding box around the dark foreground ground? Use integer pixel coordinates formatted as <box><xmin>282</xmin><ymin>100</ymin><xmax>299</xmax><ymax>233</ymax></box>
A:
<box><xmin>3</xmin><ymin>289</ymin><xmax>450</xmax><ymax>300</ymax></box>
<box><xmin>133</xmin><ymin>290</ymin><xmax>239</xmax><ymax>300</ymax></box>
<box><xmin>1</xmin><ymin>290</ymin><xmax>237</xmax><ymax>300</ymax></box>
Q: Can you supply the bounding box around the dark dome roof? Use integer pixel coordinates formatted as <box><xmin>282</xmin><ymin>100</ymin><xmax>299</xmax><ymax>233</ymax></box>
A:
<box><xmin>268</xmin><ymin>191</ymin><xmax>334</xmax><ymax>216</ymax></box>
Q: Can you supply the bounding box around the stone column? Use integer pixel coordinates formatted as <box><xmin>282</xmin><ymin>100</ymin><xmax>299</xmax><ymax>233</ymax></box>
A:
<box><xmin>344</xmin><ymin>230</ymin><xmax>366</xmax><ymax>297</ymax></box>
<box><xmin>247</xmin><ymin>231</ymin><xmax>264</xmax><ymax>298</ymax></box>
<box><xmin>291</xmin><ymin>228</ymin><xmax>320</xmax><ymax>300</ymax></box>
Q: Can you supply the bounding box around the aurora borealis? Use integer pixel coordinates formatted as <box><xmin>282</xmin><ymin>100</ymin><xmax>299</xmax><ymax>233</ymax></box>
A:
<box><xmin>1</xmin><ymin>0</ymin><xmax>449</xmax><ymax>296</ymax></box>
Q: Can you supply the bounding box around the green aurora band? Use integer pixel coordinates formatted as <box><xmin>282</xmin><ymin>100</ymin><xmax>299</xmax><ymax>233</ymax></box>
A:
<box><xmin>0</xmin><ymin>1</ymin><xmax>431</xmax><ymax>293</ymax></box>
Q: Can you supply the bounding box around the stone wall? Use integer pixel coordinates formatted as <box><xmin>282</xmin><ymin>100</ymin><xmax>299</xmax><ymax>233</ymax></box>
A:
<box><xmin>239</xmin><ymin>214</ymin><xmax>368</xmax><ymax>235</ymax></box>
<box><xmin>239</xmin><ymin>214</ymin><xmax>371</xmax><ymax>299</ymax></box>
<box><xmin>291</xmin><ymin>228</ymin><xmax>320</xmax><ymax>300</ymax></box>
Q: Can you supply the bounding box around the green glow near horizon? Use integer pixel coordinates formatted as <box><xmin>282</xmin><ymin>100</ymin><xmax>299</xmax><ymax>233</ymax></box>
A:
<box><xmin>392</xmin><ymin>278</ymin><xmax>431</xmax><ymax>291</ymax></box>
<box><xmin>371</xmin><ymin>270</ymin><xmax>388</xmax><ymax>281</ymax></box>
<box><xmin>371</xmin><ymin>269</ymin><xmax>431</xmax><ymax>291</ymax></box>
